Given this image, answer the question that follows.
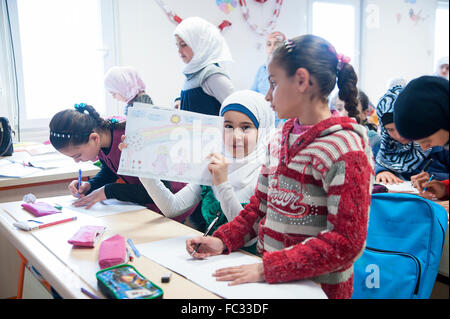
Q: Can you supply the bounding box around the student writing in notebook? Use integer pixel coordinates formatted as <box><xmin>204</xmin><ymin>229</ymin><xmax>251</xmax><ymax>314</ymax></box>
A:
<box><xmin>120</xmin><ymin>90</ymin><xmax>275</xmax><ymax>254</ymax></box>
<box><xmin>394</xmin><ymin>76</ymin><xmax>449</xmax><ymax>200</ymax></box>
<box><xmin>186</xmin><ymin>35</ymin><xmax>374</xmax><ymax>299</ymax></box>
<box><xmin>48</xmin><ymin>103</ymin><xmax>169</xmax><ymax>211</ymax></box>
<box><xmin>374</xmin><ymin>86</ymin><xmax>448</xmax><ymax>185</ymax></box>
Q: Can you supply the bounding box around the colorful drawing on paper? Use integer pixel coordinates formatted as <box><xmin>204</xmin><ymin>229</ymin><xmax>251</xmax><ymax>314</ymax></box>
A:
<box><xmin>118</xmin><ymin>105</ymin><xmax>224</xmax><ymax>186</ymax></box>
<box><xmin>216</xmin><ymin>0</ymin><xmax>238</xmax><ymax>14</ymax></box>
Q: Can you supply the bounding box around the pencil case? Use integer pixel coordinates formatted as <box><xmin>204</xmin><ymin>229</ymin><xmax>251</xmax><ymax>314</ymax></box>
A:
<box><xmin>96</xmin><ymin>264</ymin><xmax>163</xmax><ymax>299</ymax></box>
<box><xmin>98</xmin><ymin>234</ymin><xmax>127</xmax><ymax>269</ymax></box>
<box><xmin>21</xmin><ymin>202</ymin><xmax>61</xmax><ymax>217</ymax></box>
<box><xmin>68</xmin><ymin>225</ymin><xmax>106</xmax><ymax>248</ymax></box>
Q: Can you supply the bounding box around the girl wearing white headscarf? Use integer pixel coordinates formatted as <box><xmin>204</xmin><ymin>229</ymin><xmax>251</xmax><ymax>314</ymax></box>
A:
<box><xmin>139</xmin><ymin>90</ymin><xmax>275</xmax><ymax>254</ymax></box>
<box><xmin>174</xmin><ymin>17</ymin><xmax>235</xmax><ymax>116</ymax></box>
<box><xmin>104</xmin><ymin>66</ymin><xmax>153</xmax><ymax>115</ymax></box>
<box><xmin>434</xmin><ymin>56</ymin><xmax>449</xmax><ymax>80</ymax></box>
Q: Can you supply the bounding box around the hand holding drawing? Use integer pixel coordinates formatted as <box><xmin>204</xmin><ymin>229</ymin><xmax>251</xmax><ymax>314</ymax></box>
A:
<box><xmin>72</xmin><ymin>186</ymin><xmax>107</xmax><ymax>209</ymax></box>
<box><xmin>118</xmin><ymin>134</ymin><xmax>127</xmax><ymax>152</ymax></box>
<box><xmin>186</xmin><ymin>236</ymin><xmax>225</xmax><ymax>259</ymax></box>
<box><xmin>213</xmin><ymin>262</ymin><xmax>265</xmax><ymax>286</ymax></box>
<box><xmin>68</xmin><ymin>180</ymin><xmax>91</xmax><ymax>197</ymax></box>
<box><xmin>207</xmin><ymin>153</ymin><xmax>229</xmax><ymax>186</ymax></box>
<box><xmin>376</xmin><ymin>171</ymin><xmax>403</xmax><ymax>185</ymax></box>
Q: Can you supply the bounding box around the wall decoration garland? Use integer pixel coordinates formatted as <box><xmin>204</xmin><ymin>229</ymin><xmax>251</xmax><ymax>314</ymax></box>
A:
<box><xmin>153</xmin><ymin>0</ymin><xmax>232</xmax><ymax>31</ymax></box>
<box><xmin>238</xmin><ymin>0</ymin><xmax>283</xmax><ymax>37</ymax></box>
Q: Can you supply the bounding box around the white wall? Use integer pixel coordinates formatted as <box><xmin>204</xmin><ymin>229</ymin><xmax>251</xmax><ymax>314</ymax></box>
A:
<box><xmin>115</xmin><ymin>0</ymin><xmax>442</xmax><ymax>110</ymax></box>
<box><xmin>114</xmin><ymin>0</ymin><xmax>308</xmax><ymax>107</ymax></box>
<box><xmin>360</xmin><ymin>0</ymin><xmax>438</xmax><ymax>104</ymax></box>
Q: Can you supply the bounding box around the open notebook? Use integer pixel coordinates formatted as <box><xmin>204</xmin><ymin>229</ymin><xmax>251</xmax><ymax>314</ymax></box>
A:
<box><xmin>379</xmin><ymin>181</ymin><xmax>419</xmax><ymax>194</ymax></box>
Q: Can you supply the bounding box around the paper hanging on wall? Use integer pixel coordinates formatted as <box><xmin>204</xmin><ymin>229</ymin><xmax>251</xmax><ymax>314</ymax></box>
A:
<box><xmin>216</xmin><ymin>0</ymin><xmax>238</xmax><ymax>14</ymax></box>
<box><xmin>118</xmin><ymin>104</ymin><xmax>224</xmax><ymax>186</ymax></box>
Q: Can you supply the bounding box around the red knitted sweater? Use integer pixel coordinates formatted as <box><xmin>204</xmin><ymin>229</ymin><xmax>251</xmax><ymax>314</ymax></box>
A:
<box><xmin>213</xmin><ymin>117</ymin><xmax>375</xmax><ymax>299</ymax></box>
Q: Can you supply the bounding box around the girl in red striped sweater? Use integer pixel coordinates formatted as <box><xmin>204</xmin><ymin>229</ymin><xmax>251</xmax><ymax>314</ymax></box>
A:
<box><xmin>186</xmin><ymin>35</ymin><xmax>375</xmax><ymax>299</ymax></box>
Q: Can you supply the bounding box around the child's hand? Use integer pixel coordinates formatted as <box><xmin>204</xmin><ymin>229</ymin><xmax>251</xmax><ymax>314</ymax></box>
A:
<box><xmin>72</xmin><ymin>186</ymin><xmax>107</xmax><ymax>209</ymax></box>
<box><xmin>420</xmin><ymin>180</ymin><xmax>447</xmax><ymax>200</ymax></box>
<box><xmin>186</xmin><ymin>236</ymin><xmax>225</xmax><ymax>259</ymax></box>
<box><xmin>411</xmin><ymin>172</ymin><xmax>430</xmax><ymax>192</ymax></box>
<box><xmin>213</xmin><ymin>263</ymin><xmax>265</xmax><ymax>286</ymax></box>
<box><xmin>376</xmin><ymin>171</ymin><xmax>403</xmax><ymax>185</ymax></box>
<box><xmin>208</xmin><ymin>153</ymin><xmax>229</xmax><ymax>186</ymax></box>
<box><xmin>118</xmin><ymin>134</ymin><xmax>128</xmax><ymax>151</ymax></box>
<box><xmin>68</xmin><ymin>180</ymin><xmax>91</xmax><ymax>198</ymax></box>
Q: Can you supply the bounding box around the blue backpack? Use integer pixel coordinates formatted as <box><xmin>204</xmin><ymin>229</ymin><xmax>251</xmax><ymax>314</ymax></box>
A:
<box><xmin>353</xmin><ymin>193</ymin><xmax>448</xmax><ymax>299</ymax></box>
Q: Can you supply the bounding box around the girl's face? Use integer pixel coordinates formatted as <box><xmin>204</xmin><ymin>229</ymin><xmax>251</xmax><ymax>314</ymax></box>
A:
<box><xmin>110</xmin><ymin>91</ymin><xmax>128</xmax><ymax>103</ymax></box>
<box><xmin>335</xmin><ymin>98</ymin><xmax>347</xmax><ymax>117</ymax></box>
<box><xmin>414</xmin><ymin>129</ymin><xmax>449</xmax><ymax>151</ymax></box>
<box><xmin>175</xmin><ymin>35</ymin><xmax>194</xmax><ymax>64</ymax></box>
<box><xmin>59</xmin><ymin>133</ymin><xmax>101</xmax><ymax>163</ymax></box>
<box><xmin>223</xmin><ymin>111</ymin><xmax>258</xmax><ymax>159</ymax></box>
<box><xmin>384</xmin><ymin>123</ymin><xmax>410</xmax><ymax>145</ymax></box>
<box><xmin>439</xmin><ymin>64</ymin><xmax>449</xmax><ymax>78</ymax></box>
<box><xmin>266</xmin><ymin>60</ymin><xmax>302</xmax><ymax>119</ymax></box>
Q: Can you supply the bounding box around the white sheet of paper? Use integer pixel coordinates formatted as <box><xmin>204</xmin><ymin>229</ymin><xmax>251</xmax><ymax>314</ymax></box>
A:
<box><xmin>380</xmin><ymin>181</ymin><xmax>419</xmax><ymax>194</ymax></box>
<box><xmin>136</xmin><ymin>236</ymin><xmax>327</xmax><ymax>299</ymax></box>
<box><xmin>0</xmin><ymin>158</ymin><xmax>41</xmax><ymax>178</ymax></box>
<box><xmin>50</xmin><ymin>195</ymin><xmax>145</xmax><ymax>217</ymax></box>
<box><xmin>117</xmin><ymin>105</ymin><xmax>224</xmax><ymax>186</ymax></box>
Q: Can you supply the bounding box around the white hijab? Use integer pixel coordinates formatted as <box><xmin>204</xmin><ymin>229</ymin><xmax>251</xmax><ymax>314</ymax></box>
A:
<box><xmin>174</xmin><ymin>17</ymin><xmax>233</xmax><ymax>75</ymax></box>
<box><xmin>219</xmin><ymin>90</ymin><xmax>275</xmax><ymax>203</ymax></box>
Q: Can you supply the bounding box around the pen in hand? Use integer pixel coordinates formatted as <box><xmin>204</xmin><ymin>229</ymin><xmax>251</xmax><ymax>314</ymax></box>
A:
<box><xmin>191</xmin><ymin>211</ymin><xmax>221</xmax><ymax>257</ymax></box>
<box><xmin>77</xmin><ymin>169</ymin><xmax>82</xmax><ymax>197</ymax></box>
<box><xmin>423</xmin><ymin>174</ymin><xmax>434</xmax><ymax>192</ymax></box>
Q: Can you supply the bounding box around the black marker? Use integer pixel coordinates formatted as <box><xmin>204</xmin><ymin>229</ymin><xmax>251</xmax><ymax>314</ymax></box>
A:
<box><xmin>191</xmin><ymin>211</ymin><xmax>221</xmax><ymax>257</ymax></box>
<box><xmin>422</xmin><ymin>159</ymin><xmax>434</xmax><ymax>173</ymax></box>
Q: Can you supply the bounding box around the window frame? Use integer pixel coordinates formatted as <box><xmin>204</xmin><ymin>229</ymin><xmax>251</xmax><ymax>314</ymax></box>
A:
<box><xmin>6</xmin><ymin>0</ymin><xmax>117</xmax><ymax>133</ymax></box>
<box><xmin>434</xmin><ymin>0</ymin><xmax>449</xmax><ymax>68</ymax></box>
<box><xmin>307</xmin><ymin>0</ymin><xmax>362</xmax><ymax>77</ymax></box>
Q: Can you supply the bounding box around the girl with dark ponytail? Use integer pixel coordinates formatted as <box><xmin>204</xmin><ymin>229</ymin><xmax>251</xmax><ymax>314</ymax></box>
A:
<box><xmin>49</xmin><ymin>103</ymin><xmax>166</xmax><ymax>211</ymax></box>
<box><xmin>191</xmin><ymin>35</ymin><xmax>374</xmax><ymax>299</ymax></box>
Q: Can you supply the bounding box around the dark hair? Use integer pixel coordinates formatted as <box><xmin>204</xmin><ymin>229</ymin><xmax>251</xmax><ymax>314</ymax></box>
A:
<box><xmin>272</xmin><ymin>34</ymin><xmax>359</xmax><ymax>115</ymax></box>
<box><xmin>49</xmin><ymin>104</ymin><xmax>125</xmax><ymax>150</ymax></box>
<box><xmin>358</xmin><ymin>90</ymin><xmax>371</xmax><ymax>114</ymax></box>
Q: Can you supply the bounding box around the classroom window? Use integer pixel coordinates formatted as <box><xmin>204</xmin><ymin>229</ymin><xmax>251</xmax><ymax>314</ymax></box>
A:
<box><xmin>309</xmin><ymin>0</ymin><xmax>361</xmax><ymax>73</ymax></box>
<box><xmin>6</xmin><ymin>0</ymin><xmax>116</xmax><ymax>131</ymax></box>
<box><xmin>434</xmin><ymin>1</ymin><xmax>449</xmax><ymax>68</ymax></box>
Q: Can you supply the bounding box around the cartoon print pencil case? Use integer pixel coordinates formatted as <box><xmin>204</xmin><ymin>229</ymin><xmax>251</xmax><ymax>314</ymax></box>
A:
<box><xmin>68</xmin><ymin>225</ymin><xmax>106</xmax><ymax>248</ymax></box>
<box><xmin>96</xmin><ymin>264</ymin><xmax>163</xmax><ymax>299</ymax></box>
<box><xmin>98</xmin><ymin>234</ymin><xmax>127</xmax><ymax>269</ymax></box>
<box><xmin>21</xmin><ymin>202</ymin><xmax>61</xmax><ymax>217</ymax></box>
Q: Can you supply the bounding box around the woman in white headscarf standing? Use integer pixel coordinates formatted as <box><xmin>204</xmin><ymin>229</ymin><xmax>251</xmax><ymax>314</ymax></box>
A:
<box><xmin>138</xmin><ymin>90</ymin><xmax>275</xmax><ymax>254</ymax></box>
<box><xmin>434</xmin><ymin>56</ymin><xmax>449</xmax><ymax>80</ymax></box>
<box><xmin>174</xmin><ymin>17</ymin><xmax>235</xmax><ymax>116</ymax></box>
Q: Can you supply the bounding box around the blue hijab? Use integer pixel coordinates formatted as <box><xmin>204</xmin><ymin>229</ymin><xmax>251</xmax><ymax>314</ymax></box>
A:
<box><xmin>375</xmin><ymin>86</ymin><xmax>431</xmax><ymax>175</ymax></box>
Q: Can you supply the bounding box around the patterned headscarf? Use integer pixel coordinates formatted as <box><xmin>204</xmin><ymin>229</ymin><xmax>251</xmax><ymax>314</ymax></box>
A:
<box><xmin>376</xmin><ymin>86</ymin><xmax>431</xmax><ymax>174</ymax></box>
<box><xmin>104</xmin><ymin>66</ymin><xmax>146</xmax><ymax>103</ymax></box>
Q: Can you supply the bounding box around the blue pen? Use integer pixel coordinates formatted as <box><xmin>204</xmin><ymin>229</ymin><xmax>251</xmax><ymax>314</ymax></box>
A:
<box><xmin>77</xmin><ymin>169</ymin><xmax>82</xmax><ymax>197</ymax></box>
<box><xmin>423</xmin><ymin>174</ymin><xmax>434</xmax><ymax>192</ymax></box>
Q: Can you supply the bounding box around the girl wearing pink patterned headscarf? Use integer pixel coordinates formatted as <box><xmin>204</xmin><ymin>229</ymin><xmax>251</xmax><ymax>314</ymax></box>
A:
<box><xmin>104</xmin><ymin>66</ymin><xmax>154</xmax><ymax>115</ymax></box>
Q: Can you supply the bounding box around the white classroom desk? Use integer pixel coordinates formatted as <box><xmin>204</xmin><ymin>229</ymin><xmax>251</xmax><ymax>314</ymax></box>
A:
<box><xmin>0</xmin><ymin>153</ymin><xmax>100</xmax><ymax>298</ymax></box>
<box><xmin>0</xmin><ymin>197</ymin><xmax>221</xmax><ymax>299</ymax></box>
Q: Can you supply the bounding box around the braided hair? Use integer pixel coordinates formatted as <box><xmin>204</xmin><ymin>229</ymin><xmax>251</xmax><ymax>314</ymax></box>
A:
<box><xmin>49</xmin><ymin>103</ymin><xmax>125</xmax><ymax>150</ymax></box>
<box><xmin>271</xmin><ymin>34</ymin><xmax>359</xmax><ymax>117</ymax></box>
